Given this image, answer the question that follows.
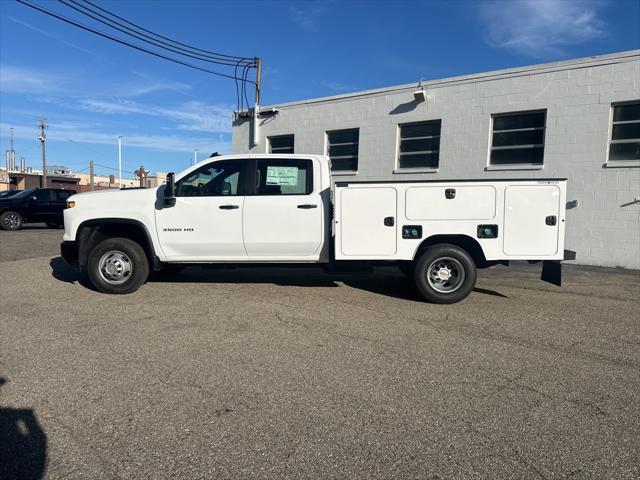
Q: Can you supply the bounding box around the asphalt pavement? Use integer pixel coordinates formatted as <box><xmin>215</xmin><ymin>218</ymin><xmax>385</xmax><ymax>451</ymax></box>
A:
<box><xmin>1</xmin><ymin>227</ymin><xmax>639</xmax><ymax>479</ymax></box>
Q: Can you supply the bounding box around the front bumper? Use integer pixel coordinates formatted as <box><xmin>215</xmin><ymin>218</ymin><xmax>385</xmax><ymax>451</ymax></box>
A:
<box><xmin>60</xmin><ymin>241</ymin><xmax>79</xmax><ymax>268</ymax></box>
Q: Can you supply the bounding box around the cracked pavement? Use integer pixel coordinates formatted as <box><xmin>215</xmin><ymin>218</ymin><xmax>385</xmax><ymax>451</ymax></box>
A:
<box><xmin>1</xmin><ymin>227</ymin><xmax>639</xmax><ymax>479</ymax></box>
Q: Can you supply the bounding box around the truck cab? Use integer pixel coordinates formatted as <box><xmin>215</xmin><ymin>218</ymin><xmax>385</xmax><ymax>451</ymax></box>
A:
<box><xmin>61</xmin><ymin>154</ymin><xmax>567</xmax><ymax>304</ymax></box>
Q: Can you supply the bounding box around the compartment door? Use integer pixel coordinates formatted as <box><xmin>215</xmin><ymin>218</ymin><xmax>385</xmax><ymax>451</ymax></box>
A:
<box><xmin>503</xmin><ymin>185</ymin><xmax>561</xmax><ymax>256</ymax></box>
<box><xmin>340</xmin><ymin>187</ymin><xmax>397</xmax><ymax>256</ymax></box>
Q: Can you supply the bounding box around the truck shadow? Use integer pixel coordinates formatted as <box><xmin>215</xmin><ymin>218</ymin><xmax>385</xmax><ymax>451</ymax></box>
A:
<box><xmin>0</xmin><ymin>377</ymin><xmax>48</xmax><ymax>480</ymax></box>
<box><xmin>49</xmin><ymin>256</ymin><xmax>507</xmax><ymax>301</ymax></box>
<box><xmin>49</xmin><ymin>257</ymin><xmax>96</xmax><ymax>291</ymax></box>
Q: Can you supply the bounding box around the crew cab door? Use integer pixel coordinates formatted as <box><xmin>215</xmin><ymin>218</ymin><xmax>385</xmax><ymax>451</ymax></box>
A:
<box><xmin>242</xmin><ymin>158</ymin><xmax>323</xmax><ymax>260</ymax></box>
<box><xmin>155</xmin><ymin>159</ymin><xmax>249</xmax><ymax>261</ymax></box>
<box><xmin>29</xmin><ymin>189</ymin><xmax>56</xmax><ymax>222</ymax></box>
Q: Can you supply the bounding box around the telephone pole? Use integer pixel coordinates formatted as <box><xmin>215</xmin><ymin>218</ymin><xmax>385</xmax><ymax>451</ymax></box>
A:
<box><xmin>38</xmin><ymin>118</ymin><xmax>47</xmax><ymax>188</ymax></box>
<box><xmin>89</xmin><ymin>160</ymin><xmax>95</xmax><ymax>191</ymax></box>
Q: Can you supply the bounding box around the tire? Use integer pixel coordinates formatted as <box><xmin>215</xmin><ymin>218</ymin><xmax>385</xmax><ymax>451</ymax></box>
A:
<box><xmin>86</xmin><ymin>237</ymin><xmax>149</xmax><ymax>294</ymax></box>
<box><xmin>413</xmin><ymin>244</ymin><xmax>477</xmax><ymax>304</ymax></box>
<box><xmin>46</xmin><ymin>221</ymin><xmax>63</xmax><ymax>229</ymax></box>
<box><xmin>0</xmin><ymin>211</ymin><xmax>24</xmax><ymax>231</ymax></box>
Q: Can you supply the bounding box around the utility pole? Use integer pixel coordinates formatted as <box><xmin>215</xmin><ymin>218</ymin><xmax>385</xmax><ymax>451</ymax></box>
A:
<box><xmin>89</xmin><ymin>160</ymin><xmax>95</xmax><ymax>191</ymax></box>
<box><xmin>38</xmin><ymin>118</ymin><xmax>47</xmax><ymax>188</ymax></box>
<box><xmin>252</xmin><ymin>57</ymin><xmax>262</xmax><ymax>147</ymax></box>
<box><xmin>117</xmin><ymin>136</ymin><xmax>123</xmax><ymax>187</ymax></box>
<box><xmin>135</xmin><ymin>165</ymin><xmax>148</xmax><ymax>188</ymax></box>
<box><xmin>193</xmin><ymin>149</ymin><xmax>198</xmax><ymax>165</ymax></box>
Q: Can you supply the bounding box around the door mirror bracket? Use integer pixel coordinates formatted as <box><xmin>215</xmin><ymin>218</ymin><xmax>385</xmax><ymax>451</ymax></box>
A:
<box><xmin>164</xmin><ymin>172</ymin><xmax>176</xmax><ymax>207</ymax></box>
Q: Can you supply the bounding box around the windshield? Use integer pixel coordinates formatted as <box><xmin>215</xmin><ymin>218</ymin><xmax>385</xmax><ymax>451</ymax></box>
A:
<box><xmin>7</xmin><ymin>189</ymin><xmax>36</xmax><ymax>200</ymax></box>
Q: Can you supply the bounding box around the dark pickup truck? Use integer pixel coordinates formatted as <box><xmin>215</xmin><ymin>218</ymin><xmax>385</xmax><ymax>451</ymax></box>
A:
<box><xmin>0</xmin><ymin>188</ymin><xmax>76</xmax><ymax>231</ymax></box>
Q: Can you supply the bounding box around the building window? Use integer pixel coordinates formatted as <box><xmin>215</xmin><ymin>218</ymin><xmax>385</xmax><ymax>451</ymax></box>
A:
<box><xmin>327</xmin><ymin>128</ymin><xmax>359</xmax><ymax>172</ymax></box>
<box><xmin>489</xmin><ymin>110</ymin><xmax>546</xmax><ymax>166</ymax></box>
<box><xmin>609</xmin><ymin>101</ymin><xmax>640</xmax><ymax>162</ymax></box>
<box><xmin>397</xmin><ymin>120</ymin><xmax>441</xmax><ymax>170</ymax></box>
<box><xmin>268</xmin><ymin>135</ymin><xmax>294</xmax><ymax>154</ymax></box>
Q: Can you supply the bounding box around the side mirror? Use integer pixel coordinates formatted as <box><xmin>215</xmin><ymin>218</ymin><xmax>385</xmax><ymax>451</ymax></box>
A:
<box><xmin>164</xmin><ymin>172</ymin><xmax>176</xmax><ymax>207</ymax></box>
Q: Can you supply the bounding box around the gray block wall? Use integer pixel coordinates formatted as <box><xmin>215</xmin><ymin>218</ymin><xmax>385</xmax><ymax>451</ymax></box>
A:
<box><xmin>232</xmin><ymin>51</ymin><xmax>640</xmax><ymax>269</ymax></box>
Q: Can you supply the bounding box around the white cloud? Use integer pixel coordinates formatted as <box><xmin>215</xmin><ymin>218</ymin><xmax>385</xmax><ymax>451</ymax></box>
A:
<box><xmin>0</xmin><ymin>66</ymin><xmax>61</xmax><ymax>94</ymax></box>
<box><xmin>0</xmin><ymin>122</ymin><xmax>231</xmax><ymax>154</ymax></box>
<box><xmin>479</xmin><ymin>0</ymin><xmax>606</xmax><ymax>58</ymax></box>
<box><xmin>79</xmin><ymin>99</ymin><xmax>233</xmax><ymax>133</ymax></box>
<box><xmin>289</xmin><ymin>4</ymin><xmax>327</xmax><ymax>31</ymax></box>
<box><xmin>7</xmin><ymin>16</ymin><xmax>94</xmax><ymax>55</ymax></box>
<box><xmin>0</xmin><ymin>64</ymin><xmax>193</xmax><ymax>99</ymax></box>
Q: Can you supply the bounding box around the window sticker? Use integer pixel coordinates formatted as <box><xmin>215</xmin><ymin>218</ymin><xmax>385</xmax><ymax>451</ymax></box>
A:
<box><xmin>266</xmin><ymin>166</ymin><xmax>299</xmax><ymax>186</ymax></box>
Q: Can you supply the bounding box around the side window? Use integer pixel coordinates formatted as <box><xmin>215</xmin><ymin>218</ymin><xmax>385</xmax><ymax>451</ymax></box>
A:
<box><xmin>176</xmin><ymin>160</ymin><xmax>244</xmax><ymax>197</ymax></box>
<box><xmin>268</xmin><ymin>134</ymin><xmax>294</xmax><ymax>153</ymax></box>
<box><xmin>56</xmin><ymin>190</ymin><xmax>73</xmax><ymax>201</ymax></box>
<box><xmin>489</xmin><ymin>110</ymin><xmax>546</xmax><ymax>166</ymax></box>
<box><xmin>255</xmin><ymin>159</ymin><xmax>313</xmax><ymax>195</ymax></box>
<box><xmin>326</xmin><ymin>128</ymin><xmax>359</xmax><ymax>172</ymax></box>
<box><xmin>32</xmin><ymin>190</ymin><xmax>52</xmax><ymax>202</ymax></box>
<box><xmin>609</xmin><ymin>101</ymin><xmax>640</xmax><ymax>162</ymax></box>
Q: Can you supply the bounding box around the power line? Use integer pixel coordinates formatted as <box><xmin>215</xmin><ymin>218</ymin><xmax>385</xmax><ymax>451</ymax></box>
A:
<box><xmin>16</xmin><ymin>0</ymin><xmax>257</xmax><ymax>84</ymax></box>
<box><xmin>80</xmin><ymin>0</ymin><xmax>250</xmax><ymax>61</ymax></box>
<box><xmin>57</xmin><ymin>0</ymin><xmax>255</xmax><ymax>67</ymax></box>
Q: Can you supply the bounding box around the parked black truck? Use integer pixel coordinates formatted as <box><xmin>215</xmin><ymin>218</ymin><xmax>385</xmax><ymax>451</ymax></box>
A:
<box><xmin>0</xmin><ymin>188</ymin><xmax>76</xmax><ymax>230</ymax></box>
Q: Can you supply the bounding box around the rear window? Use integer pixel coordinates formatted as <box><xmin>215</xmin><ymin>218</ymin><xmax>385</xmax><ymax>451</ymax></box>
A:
<box><xmin>255</xmin><ymin>159</ymin><xmax>313</xmax><ymax>195</ymax></box>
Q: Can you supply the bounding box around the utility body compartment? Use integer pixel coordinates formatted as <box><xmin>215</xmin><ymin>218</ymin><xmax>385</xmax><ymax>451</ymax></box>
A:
<box><xmin>333</xmin><ymin>179</ymin><xmax>567</xmax><ymax>262</ymax></box>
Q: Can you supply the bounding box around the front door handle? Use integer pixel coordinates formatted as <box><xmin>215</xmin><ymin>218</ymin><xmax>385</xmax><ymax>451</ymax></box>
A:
<box><xmin>297</xmin><ymin>204</ymin><xmax>317</xmax><ymax>209</ymax></box>
<box><xmin>219</xmin><ymin>204</ymin><xmax>239</xmax><ymax>210</ymax></box>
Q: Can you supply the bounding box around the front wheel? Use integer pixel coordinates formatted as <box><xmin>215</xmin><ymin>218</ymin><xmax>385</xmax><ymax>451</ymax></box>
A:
<box><xmin>87</xmin><ymin>237</ymin><xmax>149</xmax><ymax>294</ymax></box>
<box><xmin>413</xmin><ymin>244</ymin><xmax>477</xmax><ymax>304</ymax></box>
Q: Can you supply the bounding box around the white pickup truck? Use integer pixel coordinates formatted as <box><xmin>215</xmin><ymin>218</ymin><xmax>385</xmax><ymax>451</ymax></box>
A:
<box><xmin>61</xmin><ymin>154</ymin><xmax>568</xmax><ymax>303</ymax></box>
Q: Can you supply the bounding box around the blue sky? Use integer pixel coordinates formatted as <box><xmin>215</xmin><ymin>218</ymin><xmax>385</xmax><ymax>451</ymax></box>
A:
<box><xmin>1</xmin><ymin>0</ymin><xmax>639</xmax><ymax>177</ymax></box>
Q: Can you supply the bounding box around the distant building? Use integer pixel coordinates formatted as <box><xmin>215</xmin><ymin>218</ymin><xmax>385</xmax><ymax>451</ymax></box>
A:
<box><xmin>232</xmin><ymin>50</ymin><xmax>640</xmax><ymax>269</ymax></box>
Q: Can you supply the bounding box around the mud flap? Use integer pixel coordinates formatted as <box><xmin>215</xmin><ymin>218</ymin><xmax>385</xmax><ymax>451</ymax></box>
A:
<box><xmin>541</xmin><ymin>260</ymin><xmax>562</xmax><ymax>287</ymax></box>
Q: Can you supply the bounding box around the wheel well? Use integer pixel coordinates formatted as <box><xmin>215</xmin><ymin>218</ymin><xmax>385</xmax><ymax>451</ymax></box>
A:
<box><xmin>413</xmin><ymin>234</ymin><xmax>488</xmax><ymax>267</ymax></box>
<box><xmin>77</xmin><ymin>220</ymin><xmax>158</xmax><ymax>269</ymax></box>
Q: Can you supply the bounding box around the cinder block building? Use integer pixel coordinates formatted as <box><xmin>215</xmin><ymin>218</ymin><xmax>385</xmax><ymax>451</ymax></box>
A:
<box><xmin>232</xmin><ymin>50</ymin><xmax>640</xmax><ymax>269</ymax></box>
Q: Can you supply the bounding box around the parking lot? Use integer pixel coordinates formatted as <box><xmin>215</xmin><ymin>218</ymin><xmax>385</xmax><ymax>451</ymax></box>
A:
<box><xmin>1</xmin><ymin>227</ymin><xmax>639</xmax><ymax>479</ymax></box>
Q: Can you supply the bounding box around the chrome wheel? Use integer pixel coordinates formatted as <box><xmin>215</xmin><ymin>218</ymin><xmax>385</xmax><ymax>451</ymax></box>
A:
<box><xmin>98</xmin><ymin>250</ymin><xmax>133</xmax><ymax>285</ymax></box>
<box><xmin>3</xmin><ymin>212</ymin><xmax>21</xmax><ymax>230</ymax></box>
<box><xmin>427</xmin><ymin>257</ymin><xmax>465</xmax><ymax>294</ymax></box>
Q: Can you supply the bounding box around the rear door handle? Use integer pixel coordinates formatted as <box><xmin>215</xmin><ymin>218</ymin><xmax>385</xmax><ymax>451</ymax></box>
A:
<box><xmin>219</xmin><ymin>205</ymin><xmax>239</xmax><ymax>210</ymax></box>
<box><xmin>297</xmin><ymin>204</ymin><xmax>317</xmax><ymax>209</ymax></box>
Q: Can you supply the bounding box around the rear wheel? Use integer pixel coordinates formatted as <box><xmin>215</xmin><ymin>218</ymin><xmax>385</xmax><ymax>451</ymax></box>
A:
<box><xmin>413</xmin><ymin>244</ymin><xmax>476</xmax><ymax>304</ymax></box>
<box><xmin>87</xmin><ymin>237</ymin><xmax>149</xmax><ymax>294</ymax></box>
<box><xmin>0</xmin><ymin>211</ymin><xmax>23</xmax><ymax>231</ymax></box>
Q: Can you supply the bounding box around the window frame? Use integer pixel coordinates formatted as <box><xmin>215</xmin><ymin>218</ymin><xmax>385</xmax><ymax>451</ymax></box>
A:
<box><xmin>267</xmin><ymin>134</ymin><xmax>295</xmax><ymax>154</ymax></box>
<box><xmin>325</xmin><ymin>128</ymin><xmax>359</xmax><ymax>175</ymax></box>
<box><xmin>486</xmin><ymin>109</ymin><xmax>546</xmax><ymax>171</ymax></box>
<box><xmin>394</xmin><ymin>119</ymin><xmax>442</xmax><ymax>173</ymax></box>
<box><xmin>606</xmin><ymin>100</ymin><xmax>640</xmax><ymax>168</ymax></box>
<box><xmin>174</xmin><ymin>159</ymin><xmax>250</xmax><ymax>197</ymax></box>
<box><xmin>252</xmin><ymin>158</ymin><xmax>314</xmax><ymax>196</ymax></box>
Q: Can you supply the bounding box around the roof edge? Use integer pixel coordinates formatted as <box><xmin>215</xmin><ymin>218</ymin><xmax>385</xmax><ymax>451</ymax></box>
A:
<box><xmin>255</xmin><ymin>49</ymin><xmax>640</xmax><ymax>111</ymax></box>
